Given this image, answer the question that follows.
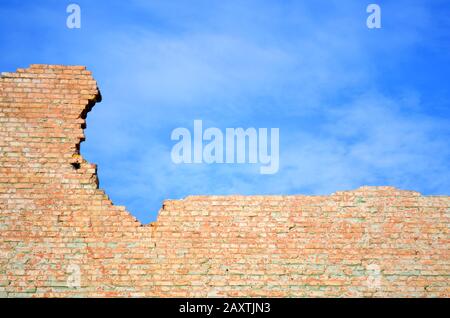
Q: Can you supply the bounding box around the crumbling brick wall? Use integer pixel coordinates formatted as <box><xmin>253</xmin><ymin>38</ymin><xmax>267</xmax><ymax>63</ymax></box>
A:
<box><xmin>0</xmin><ymin>65</ymin><xmax>449</xmax><ymax>297</ymax></box>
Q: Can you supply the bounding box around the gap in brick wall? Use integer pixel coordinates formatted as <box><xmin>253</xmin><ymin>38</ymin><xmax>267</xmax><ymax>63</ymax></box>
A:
<box><xmin>79</xmin><ymin>92</ymin><xmax>164</xmax><ymax>224</ymax></box>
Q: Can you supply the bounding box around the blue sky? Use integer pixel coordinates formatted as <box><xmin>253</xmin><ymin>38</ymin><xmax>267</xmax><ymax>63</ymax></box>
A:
<box><xmin>1</xmin><ymin>0</ymin><xmax>449</xmax><ymax>223</ymax></box>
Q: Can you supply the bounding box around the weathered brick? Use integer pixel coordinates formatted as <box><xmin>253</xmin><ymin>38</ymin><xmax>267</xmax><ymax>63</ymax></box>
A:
<box><xmin>0</xmin><ymin>65</ymin><xmax>449</xmax><ymax>298</ymax></box>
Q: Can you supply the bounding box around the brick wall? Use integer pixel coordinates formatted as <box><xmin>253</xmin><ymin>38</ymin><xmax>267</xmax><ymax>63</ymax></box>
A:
<box><xmin>0</xmin><ymin>65</ymin><xmax>448</xmax><ymax>297</ymax></box>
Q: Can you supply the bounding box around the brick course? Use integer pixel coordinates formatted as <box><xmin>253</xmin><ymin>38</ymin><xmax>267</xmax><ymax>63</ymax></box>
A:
<box><xmin>0</xmin><ymin>65</ymin><xmax>449</xmax><ymax>297</ymax></box>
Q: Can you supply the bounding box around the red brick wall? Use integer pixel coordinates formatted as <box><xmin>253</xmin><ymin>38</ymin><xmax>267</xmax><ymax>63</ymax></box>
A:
<box><xmin>0</xmin><ymin>65</ymin><xmax>448</xmax><ymax>297</ymax></box>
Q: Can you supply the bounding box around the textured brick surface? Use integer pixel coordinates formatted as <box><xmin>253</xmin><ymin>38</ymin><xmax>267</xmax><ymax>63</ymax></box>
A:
<box><xmin>0</xmin><ymin>65</ymin><xmax>449</xmax><ymax>297</ymax></box>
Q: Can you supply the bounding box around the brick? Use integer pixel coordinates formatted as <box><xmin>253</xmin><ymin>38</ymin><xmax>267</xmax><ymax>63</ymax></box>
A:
<box><xmin>0</xmin><ymin>65</ymin><xmax>449</xmax><ymax>298</ymax></box>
